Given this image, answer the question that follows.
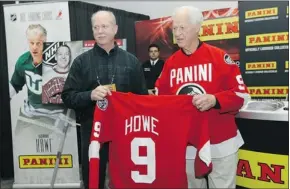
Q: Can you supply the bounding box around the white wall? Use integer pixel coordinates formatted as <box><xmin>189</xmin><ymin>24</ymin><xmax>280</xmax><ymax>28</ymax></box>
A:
<box><xmin>83</xmin><ymin>1</ymin><xmax>238</xmax><ymax>19</ymax></box>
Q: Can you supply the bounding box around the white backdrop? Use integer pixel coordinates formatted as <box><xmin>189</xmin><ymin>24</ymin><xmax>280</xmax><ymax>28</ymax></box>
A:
<box><xmin>84</xmin><ymin>0</ymin><xmax>238</xmax><ymax>19</ymax></box>
<box><xmin>4</xmin><ymin>1</ymin><xmax>81</xmax><ymax>188</ymax></box>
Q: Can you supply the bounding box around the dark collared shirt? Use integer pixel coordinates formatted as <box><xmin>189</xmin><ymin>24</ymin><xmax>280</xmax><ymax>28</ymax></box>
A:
<box><xmin>61</xmin><ymin>43</ymin><xmax>148</xmax><ymax>122</ymax></box>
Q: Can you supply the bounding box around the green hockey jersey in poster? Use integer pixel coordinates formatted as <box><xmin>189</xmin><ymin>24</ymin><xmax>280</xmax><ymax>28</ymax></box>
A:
<box><xmin>10</xmin><ymin>51</ymin><xmax>65</xmax><ymax>112</ymax></box>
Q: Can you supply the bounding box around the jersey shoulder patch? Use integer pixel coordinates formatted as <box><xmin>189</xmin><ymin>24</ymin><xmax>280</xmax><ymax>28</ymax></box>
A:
<box><xmin>16</xmin><ymin>51</ymin><xmax>32</xmax><ymax>66</ymax></box>
<box><xmin>96</xmin><ymin>98</ymin><xmax>108</xmax><ymax>111</ymax></box>
<box><xmin>223</xmin><ymin>54</ymin><xmax>235</xmax><ymax>65</ymax></box>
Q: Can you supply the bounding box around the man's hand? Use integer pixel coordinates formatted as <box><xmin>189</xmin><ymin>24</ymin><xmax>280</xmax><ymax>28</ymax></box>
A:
<box><xmin>192</xmin><ymin>94</ymin><xmax>216</xmax><ymax>112</ymax></box>
<box><xmin>91</xmin><ymin>85</ymin><xmax>112</xmax><ymax>101</ymax></box>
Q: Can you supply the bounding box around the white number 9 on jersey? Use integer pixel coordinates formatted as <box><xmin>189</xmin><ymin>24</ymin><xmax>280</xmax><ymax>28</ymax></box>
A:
<box><xmin>131</xmin><ymin>138</ymin><xmax>156</xmax><ymax>183</ymax></box>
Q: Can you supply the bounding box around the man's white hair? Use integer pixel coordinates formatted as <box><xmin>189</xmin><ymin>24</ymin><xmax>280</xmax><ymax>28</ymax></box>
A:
<box><xmin>26</xmin><ymin>24</ymin><xmax>47</xmax><ymax>37</ymax></box>
<box><xmin>172</xmin><ymin>6</ymin><xmax>204</xmax><ymax>28</ymax></box>
<box><xmin>91</xmin><ymin>10</ymin><xmax>117</xmax><ymax>25</ymax></box>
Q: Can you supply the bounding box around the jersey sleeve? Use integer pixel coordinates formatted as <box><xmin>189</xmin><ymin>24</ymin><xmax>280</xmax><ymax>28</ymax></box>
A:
<box><xmin>188</xmin><ymin>111</ymin><xmax>212</xmax><ymax>178</ymax></box>
<box><xmin>213</xmin><ymin>50</ymin><xmax>251</xmax><ymax>114</ymax></box>
<box><xmin>154</xmin><ymin>59</ymin><xmax>170</xmax><ymax>95</ymax></box>
<box><xmin>89</xmin><ymin>97</ymin><xmax>113</xmax><ymax>189</ymax></box>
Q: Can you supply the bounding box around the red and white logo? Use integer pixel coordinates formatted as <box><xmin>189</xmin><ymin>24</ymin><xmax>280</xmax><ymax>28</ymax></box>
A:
<box><xmin>56</xmin><ymin>10</ymin><xmax>63</xmax><ymax>20</ymax></box>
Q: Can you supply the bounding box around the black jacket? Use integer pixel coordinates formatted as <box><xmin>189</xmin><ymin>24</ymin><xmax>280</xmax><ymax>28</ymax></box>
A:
<box><xmin>61</xmin><ymin>43</ymin><xmax>148</xmax><ymax>123</ymax></box>
<box><xmin>142</xmin><ymin>59</ymin><xmax>164</xmax><ymax>89</ymax></box>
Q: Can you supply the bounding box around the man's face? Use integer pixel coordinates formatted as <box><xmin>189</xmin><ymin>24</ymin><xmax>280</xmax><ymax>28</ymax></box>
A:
<box><xmin>27</xmin><ymin>29</ymin><xmax>46</xmax><ymax>62</ymax></box>
<box><xmin>172</xmin><ymin>12</ymin><xmax>198</xmax><ymax>49</ymax></box>
<box><xmin>55</xmin><ymin>46</ymin><xmax>70</xmax><ymax>69</ymax></box>
<box><xmin>149</xmin><ymin>47</ymin><xmax>160</xmax><ymax>60</ymax></box>
<box><xmin>92</xmin><ymin>12</ymin><xmax>118</xmax><ymax>46</ymax></box>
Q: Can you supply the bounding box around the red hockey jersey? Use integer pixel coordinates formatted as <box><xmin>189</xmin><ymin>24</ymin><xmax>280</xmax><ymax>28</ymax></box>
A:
<box><xmin>89</xmin><ymin>92</ymin><xmax>212</xmax><ymax>189</ymax></box>
<box><xmin>155</xmin><ymin>42</ymin><xmax>250</xmax><ymax>158</ymax></box>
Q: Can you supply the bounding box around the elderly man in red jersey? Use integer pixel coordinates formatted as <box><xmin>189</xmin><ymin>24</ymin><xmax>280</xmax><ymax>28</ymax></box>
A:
<box><xmin>155</xmin><ymin>5</ymin><xmax>250</xmax><ymax>188</ymax></box>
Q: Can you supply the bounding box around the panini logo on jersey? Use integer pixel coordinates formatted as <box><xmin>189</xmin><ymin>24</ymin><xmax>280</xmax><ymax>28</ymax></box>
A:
<box><xmin>176</xmin><ymin>83</ymin><xmax>206</xmax><ymax>95</ymax></box>
<box><xmin>170</xmin><ymin>63</ymin><xmax>212</xmax><ymax>87</ymax></box>
<box><xmin>43</xmin><ymin>41</ymin><xmax>65</xmax><ymax>65</ymax></box>
<box><xmin>224</xmin><ymin>54</ymin><xmax>235</xmax><ymax>65</ymax></box>
<box><xmin>96</xmin><ymin>98</ymin><xmax>108</xmax><ymax>111</ymax></box>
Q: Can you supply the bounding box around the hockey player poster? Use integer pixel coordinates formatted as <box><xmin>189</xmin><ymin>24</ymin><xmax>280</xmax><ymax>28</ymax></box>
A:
<box><xmin>4</xmin><ymin>2</ymin><xmax>81</xmax><ymax>188</ymax></box>
<box><xmin>42</xmin><ymin>39</ymin><xmax>127</xmax><ymax>104</ymax></box>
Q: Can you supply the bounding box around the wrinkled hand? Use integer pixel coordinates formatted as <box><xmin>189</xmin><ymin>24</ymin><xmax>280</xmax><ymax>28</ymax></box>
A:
<box><xmin>192</xmin><ymin>94</ymin><xmax>216</xmax><ymax>112</ymax></box>
<box><xmin>91</xmin><ymin>85</ymin><xmax>112</xmax><ymax>101</ymax></box>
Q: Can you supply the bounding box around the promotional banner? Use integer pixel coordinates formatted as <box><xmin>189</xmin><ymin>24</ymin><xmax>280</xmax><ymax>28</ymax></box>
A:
<box><xmin>238</xmin><ymin>1</ymin><xmax>289</xmax><ymax>99</ymax></box>
<box><xmin>237</xmin><ymin>150</ymin><xmax>288</xmax><ymax>188</ymax></box>
<box><xmin>135</xmin><ymin>8</ymin><xmax>239</xmax><ymax>66</ymax></box>
<box><xmin>41</xmin><ymin>39</ymin><xmax>127</xmax><ymax>105</ymax></box>
<box><xmin>4</xmin><ymin>2</ymin><xmax>81</xmax><ymax>188</ymax></box>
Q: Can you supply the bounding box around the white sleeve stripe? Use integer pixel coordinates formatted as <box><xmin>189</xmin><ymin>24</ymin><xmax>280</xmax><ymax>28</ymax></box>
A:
<box><xmin>235</xmin><ymin>92</ymin><xmax>251</xmax><ymax>107</ymax></box>
<box><xmin>9</xmin><ymin>83</ymin><xmax>17</xmax><ymax>99</ymax></box>
<box><xmin>198</xmin><ymin>141</ymin><xmax>211</xmax><ymax>167</ymax></box>
<box><xmin>89</xmin><ymin>141</ymin><xmax>100</xmax><ymax>161</ymax></box>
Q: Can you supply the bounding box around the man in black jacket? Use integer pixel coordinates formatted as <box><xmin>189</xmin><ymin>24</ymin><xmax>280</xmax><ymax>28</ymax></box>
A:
<box><xmin>61</xmin><ymin>10</ymin><xmax>148</xmax><ymax>189</ymax></box>
<box><xmin>142</xmin><ymin>44</ymin><xmax>164</xmax><ymax>95</ymax></box>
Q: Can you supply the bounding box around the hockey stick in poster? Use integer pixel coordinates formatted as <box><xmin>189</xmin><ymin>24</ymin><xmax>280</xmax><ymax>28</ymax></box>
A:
<box><xmin>50</xmin><ymin>109</ymin><xmax>71</xmax><ymax>189</ymax></box>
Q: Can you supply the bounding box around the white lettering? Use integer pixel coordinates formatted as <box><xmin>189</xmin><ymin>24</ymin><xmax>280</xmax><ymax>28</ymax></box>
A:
<box><xmin>25</xmin><ymin>71</ymin><xmax>42</xmax><ymax>95</ymax></box>
<box><xmin>170</xmin><ymin>63</ymin><xmax>212</xmax><ymax>87</ymax></box>
<box><xmin>125</xmin><ymin>116</ymin><xmax>159</xmax><ymax>136</ymax></box>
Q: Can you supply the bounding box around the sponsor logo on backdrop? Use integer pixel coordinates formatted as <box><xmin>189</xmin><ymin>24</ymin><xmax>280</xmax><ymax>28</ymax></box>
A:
<box><xmin>56</xmin><ymin>10</ymin><xmax>63</xmax><ymax>20</ymax></box>
<box><xmin>245</xmin><ymin>32</ymin><xmax>289</xmax><ymax>52</ymax></box>
<box><xmin>237</xmin><ymin>150</ymin><xmax>288</xmax><ymax>188</ymax></box>
<box><xmin>199</xmin><ymin>17</ymin><xmax>239</xmax><ymax>41</ymax></box>
<box><xmin>18</xmin><ymin>10</ymin><xmax>64</xmax><ymax>22</ymax></box>
<box><xmin>19</xmin><ymin>155</ymin><xmax>73</xmax><ymax>169</ymax></box>
<box><xmin>245</xmin><ymin>61</ymin><xmax>277</xmax><ymax>74</ymax></box>
<box><xmin>285</xmin><ymin>61</ymin><xmax>288</xmax><ymax>73</ymax></box>
<box><xmin>248</xmin><ymin>86</ymin><xmax>288</xmax><ymax>97</ymax></box>
<box><xmin>43</xmin><ymin>41</ymin><xmax>65</xmax><ymax>65</ymax></box>
<box><xmin>287</xmin><ymin>6</ymin><xmax>289</xmax><ymax>18</ymax></box>
<box><xmin>245</xmin><ymin>7</ymin><xmax>278</xmax><ymax>22</ymax></box>
<box><xmin>173</xmin><ymin>16</ymin><xmax>239</xmax><ymax>43</ymax></box>
<box><xmin>10</xmin><ymin>13</ymin><xmax>17</xmax><ymax>22</ymax></box>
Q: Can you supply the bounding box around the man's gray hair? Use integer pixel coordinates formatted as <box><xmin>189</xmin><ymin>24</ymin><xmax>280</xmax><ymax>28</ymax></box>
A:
<box><xmin>91</xmin><ymin>10</ymin><xmax>117</xmax><ymax>25</ymax></box>
<box><xmin>26</xmin><ymin>24</ymin><xmax>47</xmax><ymax>37</ymax></box>
<box><xmin>172</xmin><ymin>6</ymin><xmax>204</xmax><ymax>28</ymax></box>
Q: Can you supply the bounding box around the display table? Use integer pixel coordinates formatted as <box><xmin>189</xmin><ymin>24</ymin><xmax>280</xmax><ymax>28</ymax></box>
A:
<box><xmin>235</xmin><ymin>102</ymin><xmax>288</xmax><ymax>189</ymax></box>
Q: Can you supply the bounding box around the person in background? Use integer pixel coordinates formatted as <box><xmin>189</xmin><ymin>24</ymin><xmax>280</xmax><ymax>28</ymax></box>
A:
<box><xmin>142</xmin><ymin>44</ymin><xmax>164</xmax><ymax>95</ymax></box>
<box><xmin>155</xmin><ymin>6</ymin><xmax>250</xmax><ymax>188</ymax></box>
<box><xmin>61</xmin><ymin>10</ymin><xmax>148</xmax><ymax>189</ymax></box>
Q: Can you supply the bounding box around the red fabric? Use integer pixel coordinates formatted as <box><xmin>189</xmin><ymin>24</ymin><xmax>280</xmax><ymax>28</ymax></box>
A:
<box><xmin>155</xmin><ymin>42</ymin><xmax>249</xmax><ymax>145</ymax></box>
<box><xmin>89</xmin><ymin>92</ymin><xmax>212</xmax><ymax>189</ymax></box>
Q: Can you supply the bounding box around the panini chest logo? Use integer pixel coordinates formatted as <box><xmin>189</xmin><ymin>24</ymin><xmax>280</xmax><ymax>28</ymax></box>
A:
<box><xmin>246</xmin><ymin>32</ymin><xmax>288</xmax><ymax>46</ymax></box>
<box><xmin>245</xmin><ymin>7</ymin><xmax>278</xmax><ymax>19</ymax></box>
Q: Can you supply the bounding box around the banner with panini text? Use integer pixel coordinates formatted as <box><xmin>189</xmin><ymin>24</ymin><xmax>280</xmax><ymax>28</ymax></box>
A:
<box><xmin>238</xmin><ymin>1</ymin><xmax>289</xmax><ymax>99</ymax></box>
<box><xmin>4</xmin><ymin>2</ymin><xmax>81</xmax><ymax>188</ymax></box>
<box><xmin>135</xmin><ymin>7</ymin><xmax>239</xmax><ymax>65</ymax></box>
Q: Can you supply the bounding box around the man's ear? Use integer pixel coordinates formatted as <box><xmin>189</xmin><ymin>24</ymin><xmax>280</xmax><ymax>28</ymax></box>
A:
<box><xmin>114</xmin><ymin>25</ymin><xmax>118</xmax><ymax>35</ymax></box>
